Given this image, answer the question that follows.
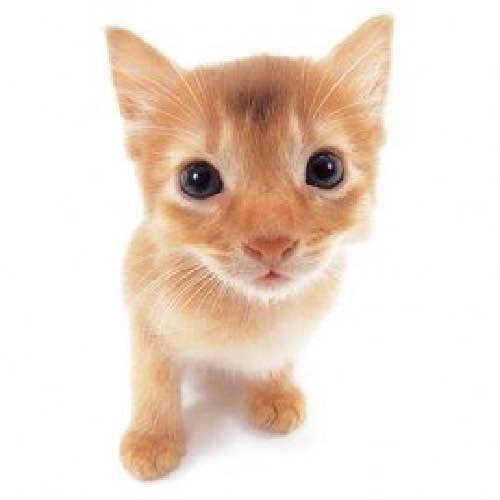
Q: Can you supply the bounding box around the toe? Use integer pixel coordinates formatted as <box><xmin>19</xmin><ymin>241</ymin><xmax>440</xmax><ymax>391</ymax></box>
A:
<box><xmin>120</xmin><ymin>430</ymin><xmax>184</xmax><ymax>480</ymax></box>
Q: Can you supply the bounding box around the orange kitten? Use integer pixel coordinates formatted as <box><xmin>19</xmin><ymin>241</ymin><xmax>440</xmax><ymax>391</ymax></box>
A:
<box><xmin>107</xmin><ymin>15</ymin><xmax>392</xmax><ymax>480</ymax></box>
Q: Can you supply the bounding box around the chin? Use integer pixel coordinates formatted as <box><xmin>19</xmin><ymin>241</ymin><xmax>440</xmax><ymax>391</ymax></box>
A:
<box><xmin>246</xmin><ymin>278</ymin><xmax>299</xmax><ymax>303</ymax></box>
<box><xmin>228</xmin><ymin>266</ymin><xmax>331</xmax><ymax>304</ymax></box>
<box><xmin>236</xmin><ymin>280</ymin><xmax>301</xmax><ymax>304</ymax></box>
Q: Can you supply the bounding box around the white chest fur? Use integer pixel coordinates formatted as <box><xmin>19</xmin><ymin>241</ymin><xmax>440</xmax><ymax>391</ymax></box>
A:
<box><xmin>167</xmin><ymin>281</ymin><xmax>337</xmax><ymax>377</ymax></box>
<box><xmin>182</xmin><ymin>313</ymin><xmax>314</xmax><ymax>376</ymax></box>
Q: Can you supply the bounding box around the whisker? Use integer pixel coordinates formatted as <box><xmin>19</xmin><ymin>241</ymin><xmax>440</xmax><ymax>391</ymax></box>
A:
<box><xmin>306</xmin><ymin>61</ymin><xmax>338</xmax><ymax>125</ymax></box>
<box><xmin>168</xmin><ymin>63</ymin><xmax>207</xmax><ymax>122</ymax></box>
<box><xmin>183</xmin><ymin>272</ymin><xmax>219</xmax><ymax>312</ymax></box>
<box><xmin>127</xmin><ymin>125</ymin><xmax>201</xmax><ymax>141</ymax></box>
<box><xmin>321</xmin><ymin>97</ymin><xmax>380</xmax><ymax>121</ymax></box>
<box><xmin>156</xmin><ymin>270</ymin><xmax>212</xmax><ymax>332</ymax></box>
<box><xmin>132</xmin><ymin>259</ymin><xmax>196</xmax><ymax>305</ymax></box>
<box><xmin>115</xmin><ymin>69</ymin><xmax>199</xmax><ymax>121</ymax></box>
<box><xmin>311</xmin><ymin>41</ymin><xmax>384</xmax><ymax>121</ymax></box>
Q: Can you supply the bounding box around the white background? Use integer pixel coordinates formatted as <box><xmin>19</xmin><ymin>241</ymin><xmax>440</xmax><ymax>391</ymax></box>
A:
<box><xmin>1</xmin><ymin>1</ymin><xmax>499</xmax><ymax>499</ymax></box>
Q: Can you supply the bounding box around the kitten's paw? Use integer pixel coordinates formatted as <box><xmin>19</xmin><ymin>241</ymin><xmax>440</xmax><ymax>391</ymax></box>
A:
<box><xmin>120</xmin><ymin>430</ymin><xmax>184</xmax><ymax>480</ymax></box>
<box><xmin>247</xmin><ymin>385</ymin><xmax>305</xmax><ymax>433</ymax></box>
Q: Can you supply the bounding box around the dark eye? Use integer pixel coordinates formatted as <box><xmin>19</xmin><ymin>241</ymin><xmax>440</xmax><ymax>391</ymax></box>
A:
<box><xmin>306</xmin><ymin>151</ymin><xmax>344</xmax><ymax>189</ymax></box>
<box><xmin>180</xmin><ymin>161</ymin><xmax>223</xmax><ymax>199</ymax></box>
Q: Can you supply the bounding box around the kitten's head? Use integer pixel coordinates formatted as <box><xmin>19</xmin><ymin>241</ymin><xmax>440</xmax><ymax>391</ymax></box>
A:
<box><xmin>107</xmin><ymin>16</ymin><xmax>392</xmax><ymax>303</ymax></box>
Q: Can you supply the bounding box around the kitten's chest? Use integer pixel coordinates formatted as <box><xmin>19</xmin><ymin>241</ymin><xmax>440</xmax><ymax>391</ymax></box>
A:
<box><xmin>185</xmin><ymin>312</ymin><xmax>313</xmax><ymax>375</ymax></box>
<box><xmin>168</xmin><ymin>285</ymin><xmax>337</xmax><ymax>376</ymax></box>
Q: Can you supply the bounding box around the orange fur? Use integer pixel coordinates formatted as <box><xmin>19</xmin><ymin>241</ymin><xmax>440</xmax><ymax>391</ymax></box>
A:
<box><xmin>246</xmin><ymin>367</ymin><xmax>305</xmax><ymax>433</ymax></box>
<box><xmin>107</xmin><ymin>15</ymin><xmax>393</xmax><ymax>479</ymax></box>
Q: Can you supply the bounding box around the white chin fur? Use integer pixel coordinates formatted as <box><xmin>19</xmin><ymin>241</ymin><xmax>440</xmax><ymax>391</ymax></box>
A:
<box><xmin>194</xmin><ymin>244</ymin><xmax>344</xmax><ymax>305</ymax></box>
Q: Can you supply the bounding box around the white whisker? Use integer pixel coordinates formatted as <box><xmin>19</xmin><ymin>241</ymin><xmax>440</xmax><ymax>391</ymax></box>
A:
<box><xmin>311</xmin><ymin>40</ymin><xmax>384</xmax><ymax>120</ymax></box>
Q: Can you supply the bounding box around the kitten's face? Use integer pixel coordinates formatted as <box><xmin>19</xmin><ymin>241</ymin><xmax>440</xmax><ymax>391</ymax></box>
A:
<box><xmin>108</xmin><ymin>16</ymin><xmax>392</xmax><ymax>302</ymax></box>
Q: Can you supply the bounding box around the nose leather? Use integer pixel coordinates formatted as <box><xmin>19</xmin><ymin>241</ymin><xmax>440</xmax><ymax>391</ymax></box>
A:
<box><xmin>244</xmin><ymin>237</ymin><xmax>298</xmax><ymax>266</ymax></box>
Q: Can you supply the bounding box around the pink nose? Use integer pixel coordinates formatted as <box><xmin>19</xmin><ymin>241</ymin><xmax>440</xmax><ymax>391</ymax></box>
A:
<box><xmin>243</xmin><ymin>237</ymin><xmax>299</xmax><ymax>266</ymax></box>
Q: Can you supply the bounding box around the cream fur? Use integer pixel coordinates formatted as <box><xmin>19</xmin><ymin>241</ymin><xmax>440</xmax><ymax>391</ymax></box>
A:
<box><xmin>107</xmin><ymin>14</ymin><xmax>393</xmax><ymax>479</ymax></box>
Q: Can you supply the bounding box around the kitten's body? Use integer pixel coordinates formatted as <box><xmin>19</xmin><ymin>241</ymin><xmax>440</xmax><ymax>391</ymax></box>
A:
<box><xmin>107</xmin><ymin>16</ymin><xmax>392</xmax><ymax>479</ymax></box>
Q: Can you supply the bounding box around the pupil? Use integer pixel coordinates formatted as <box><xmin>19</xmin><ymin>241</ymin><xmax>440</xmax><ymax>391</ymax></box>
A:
<box><xmin>190</xmin><ymin>166</ymin><xmax>211</xmax><ymax>191</ymax></box>
<box><xmin>314</xmin><ymin>156</ymin><xmax>336</xmax><ymax>180</ymax></box>
<box><xmin>315</xmin><ymin>157</ymin><xmax>335</xmax><ymax>179</ymax></box>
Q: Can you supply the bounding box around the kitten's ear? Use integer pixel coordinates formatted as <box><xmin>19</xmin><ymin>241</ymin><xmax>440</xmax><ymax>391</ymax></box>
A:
<box><xmin>106</xmin><ymin>28</ymin><xmax>178</xmax><ymax>122</ymax></box>
<box><xmin>323</xmin><ymin>15</ymin><xmax>393</xmax><ymax>117</ymax></box>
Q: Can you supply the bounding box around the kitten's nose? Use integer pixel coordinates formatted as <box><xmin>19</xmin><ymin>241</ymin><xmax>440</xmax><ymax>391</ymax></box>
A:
<box><xmin>243</xmin><ymin>236</ymin><xmax>299</xmax><ymax>266</ymax></box>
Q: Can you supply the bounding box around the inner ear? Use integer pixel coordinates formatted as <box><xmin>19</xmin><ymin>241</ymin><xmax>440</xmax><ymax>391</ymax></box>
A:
<box><xmin>106</xmin><ymin>28</ymin><xmax>180</xmax><ymax>121</ymax></box>
<box><xmin>321</xmin><ymin>15</ymin><xmax>393</xmax><ymax>117</ymax></box>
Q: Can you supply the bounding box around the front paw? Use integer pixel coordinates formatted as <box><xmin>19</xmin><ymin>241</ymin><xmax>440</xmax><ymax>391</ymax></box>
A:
<box><xmin>247</xmin><ymin>384</ymin><xmax>305</xmax><ymax>433</ymax></box>
<box><xmin>120</xmin><ymin>430</ymin><xmax>184</xmax><ymax>480</ymax></box>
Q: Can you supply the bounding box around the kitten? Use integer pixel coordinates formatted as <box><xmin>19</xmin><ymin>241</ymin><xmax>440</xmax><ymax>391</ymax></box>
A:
<box><xmin>107</xmin><ymin>15</ymin><xmax>392</xmax><ymax>479</ymax></box>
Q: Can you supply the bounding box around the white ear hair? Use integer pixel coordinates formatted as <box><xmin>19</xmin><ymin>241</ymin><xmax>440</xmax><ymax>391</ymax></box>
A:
<box><xmin>106</xmin><ymin>28</ymin><xmax>180</xmax><ymax>122</ymax></box>
<box><xmin>322</xmin><ymin>15</ymin><xmax>393</xmax><ymax>118</ymax></box>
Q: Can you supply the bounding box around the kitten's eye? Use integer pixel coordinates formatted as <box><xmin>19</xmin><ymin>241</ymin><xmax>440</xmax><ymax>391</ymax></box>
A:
<box><xmin>180</xmin><ymin>161</ymin><xmax>223</xmax><ymax>199</ymax></box>
<box><xmin>306</xmin><ymin>151</ymin><xmax>344</xmax><ymax>189</ymax></box>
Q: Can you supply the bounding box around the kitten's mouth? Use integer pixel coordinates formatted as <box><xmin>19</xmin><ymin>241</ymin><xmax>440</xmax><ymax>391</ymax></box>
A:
<box><xmin>254</xmin><ymin>270</ymin><xmax>290</xmax><ymax>287</ymax></box>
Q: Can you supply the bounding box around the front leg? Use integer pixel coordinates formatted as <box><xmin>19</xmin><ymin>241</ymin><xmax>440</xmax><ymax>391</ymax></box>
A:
<box><xmin>246</xmin><ymin>367</ymin><xmax>305</xmax><ymax>433</ymax></box>
<box><xmin>120</xmin><ymin>326</ymin><xmax>184</xmax><ymax>480</ymax></box>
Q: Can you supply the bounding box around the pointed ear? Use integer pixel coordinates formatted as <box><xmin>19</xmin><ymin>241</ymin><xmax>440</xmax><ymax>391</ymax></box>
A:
<box><xmin>323</xmin><ymin>15</ymin><xmax>393</xmax><ymax>117</ymax></box>
<box><xmin>106</xmin><ymin>28</ymin><xmax>178</xmax><ymax>123</ymax></box>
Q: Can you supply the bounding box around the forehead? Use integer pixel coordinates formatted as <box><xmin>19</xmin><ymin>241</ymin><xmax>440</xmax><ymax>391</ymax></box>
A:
<box><xmin>226</xmin><ymin>84</ymin><xmax>287</xmax><ymax>126</ymax></box>
<box><xmin>201</xmin><ymin>56</ymin><xmax>351</xmax><ymax>149</ymax></box>
<box><xmin>203</xmin><ymin>56</ymin><xmax>305</xmax><ymax>135</ymax></box>
<box><xmin>158</xmin><ymin>56</ymin><xmax>352</xmax><ymax>177</ymax></box>
<box><xmin>215</xmin><ymin>56</ymin><xmax>301</xmax><ymax>110</ymax></box>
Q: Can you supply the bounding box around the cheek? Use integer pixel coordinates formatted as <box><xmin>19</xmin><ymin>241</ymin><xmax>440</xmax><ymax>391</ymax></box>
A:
<box><xmin>304</xmin><ymin>184</ymin><xmax>372</xmax><ymax>242</ymax></box>
<box><xmin>155</xmin><ymin>200</ymin><xmax>234</xmax><ymax>253</ymax></box>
